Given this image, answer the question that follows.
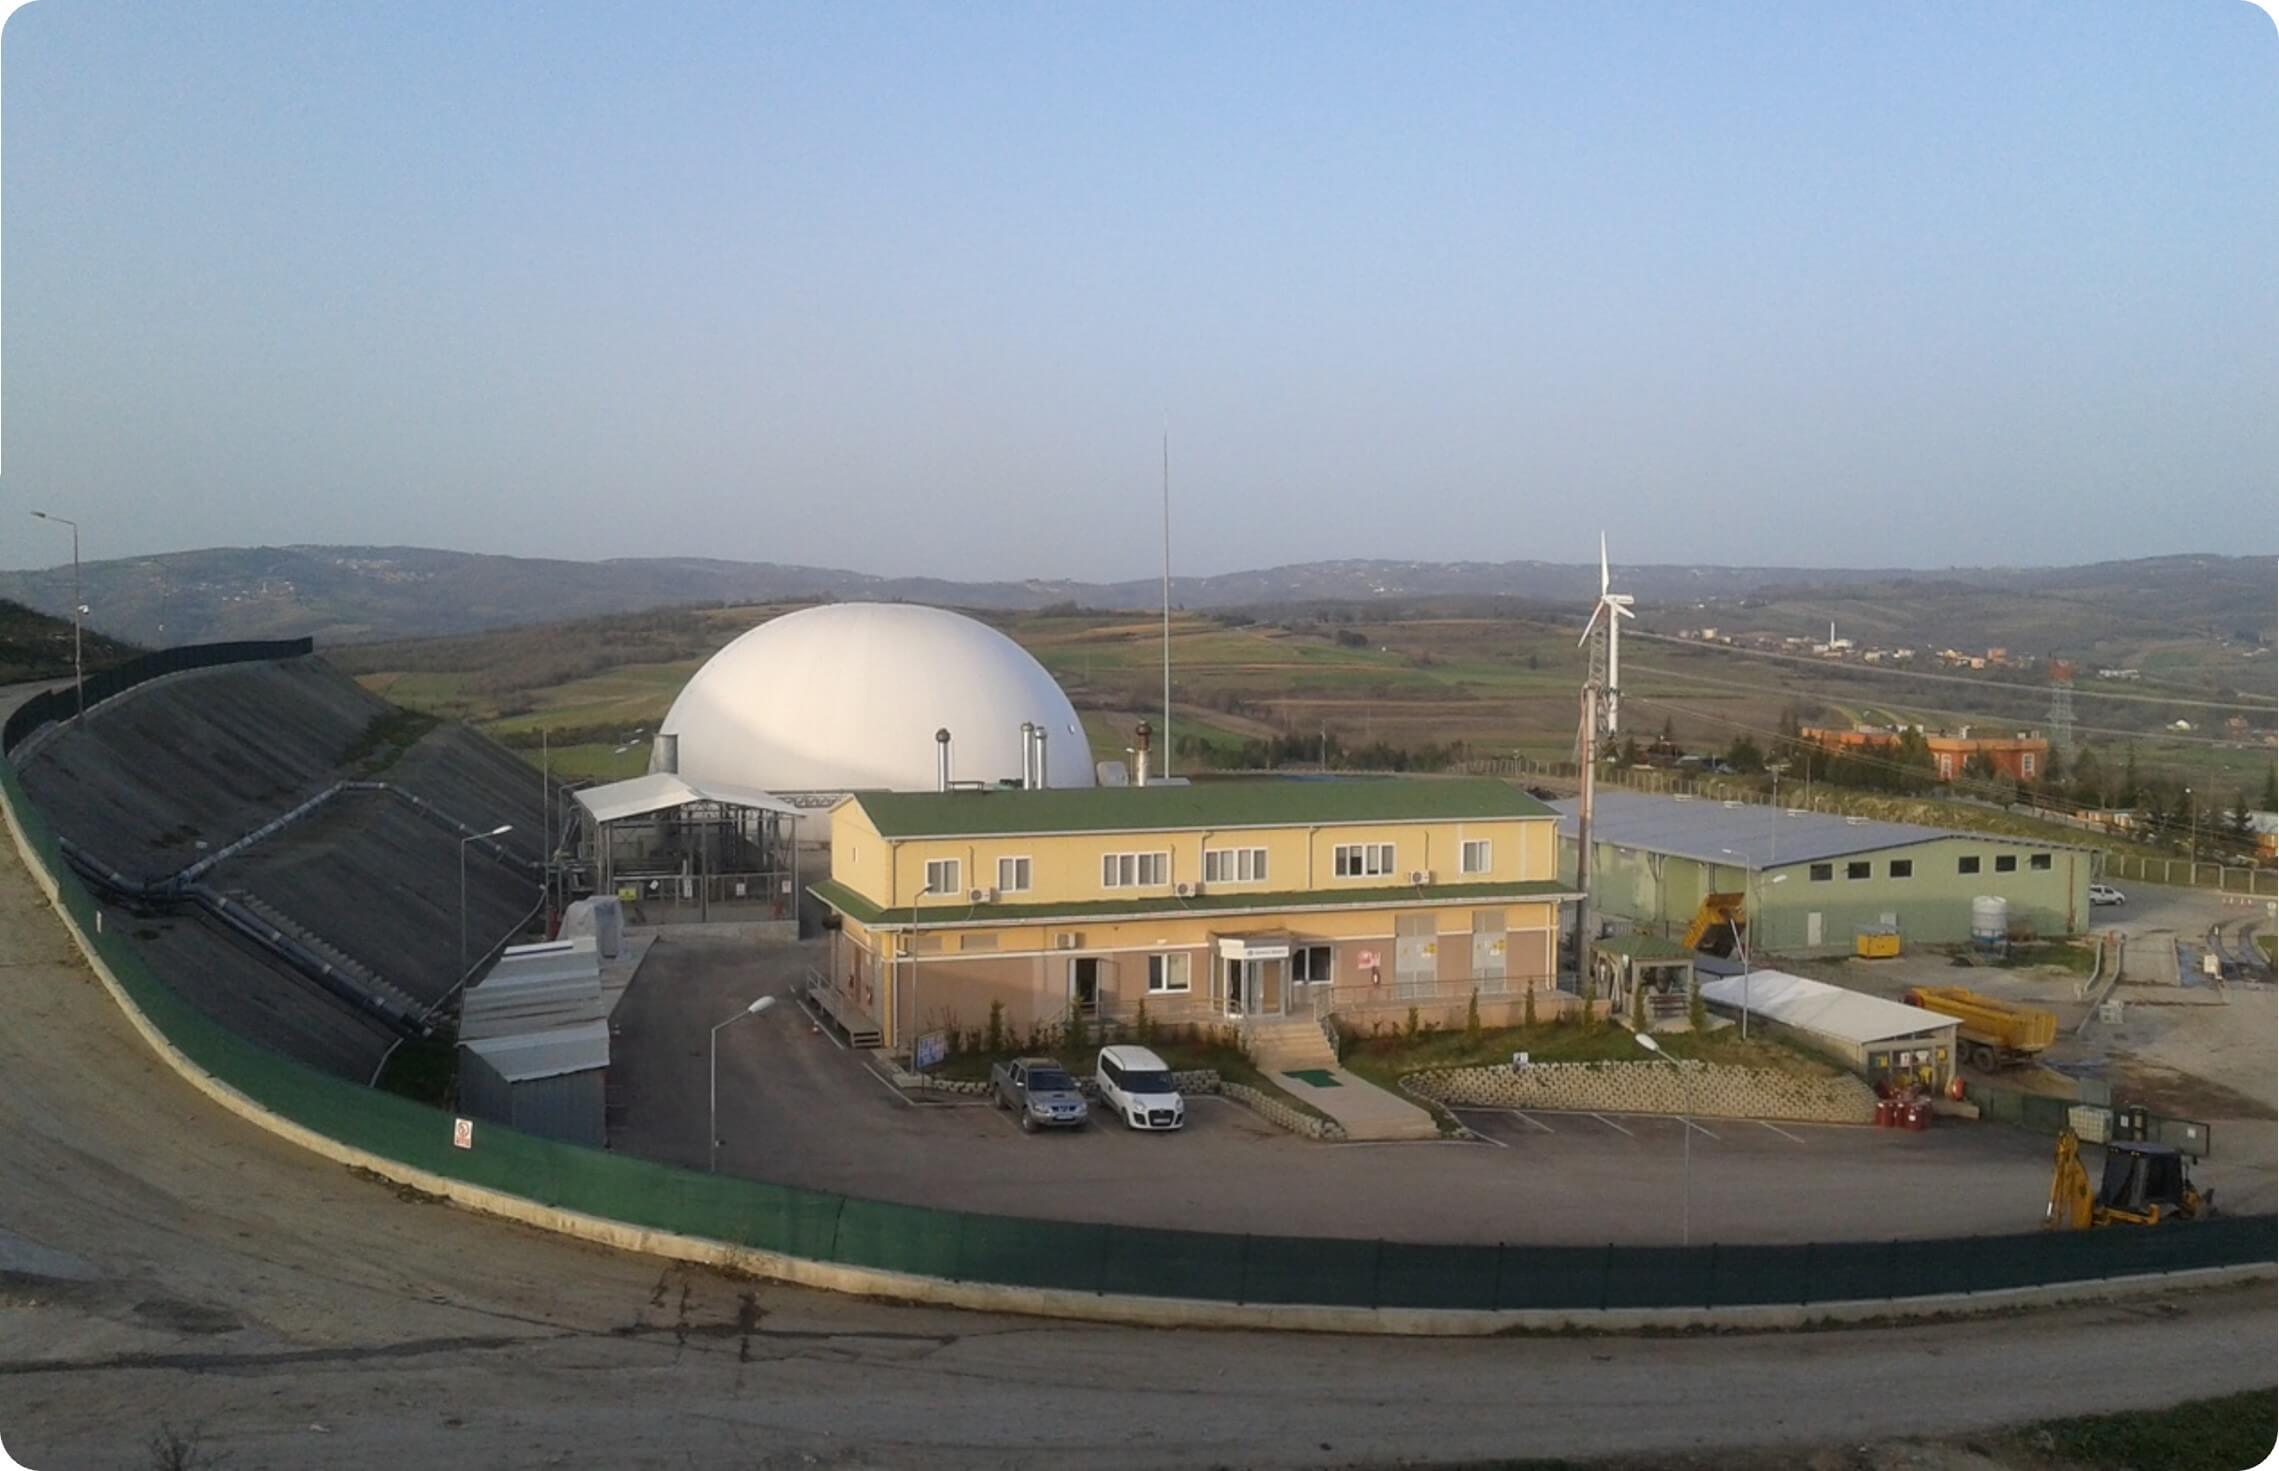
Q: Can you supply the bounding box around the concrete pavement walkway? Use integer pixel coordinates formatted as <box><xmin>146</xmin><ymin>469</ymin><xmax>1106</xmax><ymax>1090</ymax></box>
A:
<box><xmin>1272</xmin><ymin>1065</ymin><xmax>1441</xmax><ymax>1141</ymax></box>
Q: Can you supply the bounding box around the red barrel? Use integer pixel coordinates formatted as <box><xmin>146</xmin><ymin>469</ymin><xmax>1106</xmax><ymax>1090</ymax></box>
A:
<box><xmin>1874</xmin><ymin>1099</ymin><xmax>1894</xmax><ymax>1128</ymax></box>
<box><xmin>1905</xmin><ymin>1101</ymin><xmax>1928</xmax><ymax>1131</ymax></box>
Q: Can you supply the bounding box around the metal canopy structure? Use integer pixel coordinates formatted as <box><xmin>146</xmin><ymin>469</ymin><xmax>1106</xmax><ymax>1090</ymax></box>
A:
<box><xmin>1699</xmin><ymin>969</ymin><xmax>1951</xmax><ymax>1046</ymax></box>
<box><xmin>570</xmin><ymin>773</ymin><xmax>801</xmax><ymax>927</ymax></box>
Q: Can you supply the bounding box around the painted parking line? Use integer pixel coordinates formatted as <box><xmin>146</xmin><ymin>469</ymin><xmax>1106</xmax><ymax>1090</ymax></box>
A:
<box><xmin>1756</xmin><ymin>1120</ymin><xmax>1808</xmax><ymax>1144</ymax></box>
<box><xmin>1509</xmin><ymin>1110</ymin><xmax>1556</xmax><ymax>1134</ymax></box>
<box><xmin>1676</xmin><ymin>1116</ymin><xmax>1720</xmax><ymax>1141</ymax></box>
<box><xmin>858</xmin><ymin>1059</ymin><xmax>917</xmax><ymax>1108</ymax></box>
<box><xmin>1590</xmin><ymin>1113</ymin><xmax>1635</xmax><ymax>1137</ymax></box>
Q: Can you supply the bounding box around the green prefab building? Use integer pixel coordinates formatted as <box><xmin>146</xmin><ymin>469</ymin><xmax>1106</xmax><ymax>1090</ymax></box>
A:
<box><xmin>1556</xmin><ymin>791</ymin><xmax>2091</xmax><ymax>954</ymax></box>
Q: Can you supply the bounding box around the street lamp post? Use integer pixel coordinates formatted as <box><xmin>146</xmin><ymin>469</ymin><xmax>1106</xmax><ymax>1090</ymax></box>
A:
<box><xmin>1634</xmin><ymin>1030</ymin><xmax>1691</xmax><ymax>1246</ymax></box>
<box><xmin>29</xmin><ymin>511</ymin><xmax>83</xmax><ymax>720</ymax></box>
<box><xmin>458</xmin><ymin>824</ymin><xmax>515</xmax><ymax>978</ymax></box>
<box><xmin>710</xmin><ymin>994</ymin><xmax>778</xmax><ymax>1172</ymax></box>
<box><xmin>905</xmin><ymin>882</ymin><xmax>937</xmax><ymax>1062</ymax></box>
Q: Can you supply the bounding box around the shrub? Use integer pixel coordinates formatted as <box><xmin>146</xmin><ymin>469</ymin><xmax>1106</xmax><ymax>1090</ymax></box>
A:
<box><xmin>1405</xmin><ymin>1005</ymin><xmax>1421</xmax><ymax>1042</ymax></box>
<box><xmin>1523</xmin><ymin>982</ymin><xmax>1537</xmax><ymax>1029</ymax></box>
<box><xmin>1688</xmin><ymin>975</ymin><xmax>1706</xmax><ymax>1032</ymax></box>
<box><xmin>1465</xmin><ymin>988</ymin><xmax>1482</xmax><ymax>1045</ymax></box>
<box><xmin>1065</xmin><ymin>1003</ymin><xmax>1089</xmax><ymax>1054</ymax></box>
<box><xmin>1630</xmin><ymin>978</ymin><xmax>1647</xmax><ymax>1032</ymax></box>
<box><xmin>1135</xmin><ymin>997</ymin><xmax>1156</xmax><ymax>1044</ymax></box>
<box><xmin>1574</xmin><ymin>973</ymin><xmax>1596</xmax><ymax>1030</ymax></box>
<box><xmin>985</xmin><ymin>999</ymin><xmax>1005</xmax><ymax>1054</ymax></box>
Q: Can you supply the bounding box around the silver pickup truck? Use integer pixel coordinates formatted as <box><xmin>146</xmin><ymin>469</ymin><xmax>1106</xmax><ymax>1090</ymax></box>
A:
<box><xmin>991</xmin><ymin>1057</ymin><xmax>1089</xmax><ymax>1132</ymax></box>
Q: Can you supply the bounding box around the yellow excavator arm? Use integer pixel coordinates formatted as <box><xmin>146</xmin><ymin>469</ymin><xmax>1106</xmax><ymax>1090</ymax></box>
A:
<box><xmin>2045</xmin><ymin>1129</ymin><xmax>2095</xmax><ymax>1231</ymax></box>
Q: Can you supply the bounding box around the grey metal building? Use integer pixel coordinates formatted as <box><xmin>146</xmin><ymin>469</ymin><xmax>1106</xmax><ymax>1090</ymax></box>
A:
<box><xmin>1559</xmin><ymin>791</ymin><xmax>2091</xmax><ymax>953</ymax></box>
<box><xmin>456</xmin><ymin>937</ymin><xmax>610</xmax><ymax>1147</ymax></box>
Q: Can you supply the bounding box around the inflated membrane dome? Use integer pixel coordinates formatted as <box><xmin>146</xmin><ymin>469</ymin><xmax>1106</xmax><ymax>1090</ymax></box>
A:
<box><xmin>658</xmin><ymin>602</ymin><xmax>1096</xmax><ymax>795</ymax></box>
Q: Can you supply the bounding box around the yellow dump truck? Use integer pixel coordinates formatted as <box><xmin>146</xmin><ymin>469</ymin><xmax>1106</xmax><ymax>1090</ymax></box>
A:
<box><xmin>1903</xmin><ymin>985</ymin><xmax>2058</xmax><ymax>1071</ymax></box>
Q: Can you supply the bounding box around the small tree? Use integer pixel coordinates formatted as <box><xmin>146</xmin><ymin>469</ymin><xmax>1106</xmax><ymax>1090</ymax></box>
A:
<box><xmin>985</xmin><ymin>999</ymin><xmax>1005</xmax><ymax>1054</ymax></box>
<box><xmin>1629</xmin><ymin>975</ymin><xmax>1647</xmax><ymax>1032</ymax></box>
<box><xmin>1464</xmin><ymin>988</ymin><xmax>1482</xmax><ymax>1045</ymax></box>
<box><xmin>1574</xmin><ymin>972</ymin><xmax>1595</xmax><ymax>1029</ymax></box>
<box><xmin>1405</xmin><ymin>1005</ymin><xmax>1421</xmax><ymax>1042</ymax></box>
<box><xmin>1688</xmin><ymin>973</ymin><xmax>1706</xmax><ymax>1032</ymax></box>
<box><xmin>1065</xmin><ymin>1002</ymin><xmax>1089</xmax><ymax>1055</ymax></box>
<box><xmin>1522</xmin><ymin>981</ymin><xmax>1537</xmax><ymax>1029</ymax></box>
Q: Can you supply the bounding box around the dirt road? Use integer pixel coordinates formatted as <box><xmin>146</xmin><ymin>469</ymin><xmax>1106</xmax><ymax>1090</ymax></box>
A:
<box><xmin>0</xmin><ymin>825</ymin><xmax>2272</xmax><ymax>1470</ymax></box>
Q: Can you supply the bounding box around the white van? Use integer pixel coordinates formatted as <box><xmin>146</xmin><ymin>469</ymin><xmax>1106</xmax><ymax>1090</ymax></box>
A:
<box><xmin>1095</xmin><ymin>1044</ymin><xmax>1185</xmax><ymax>1130</ymax></box>
<box><xmin>2090</xmin><ymin>883</ymin><xmax>2127</xmax><ymax>907</ymax></box>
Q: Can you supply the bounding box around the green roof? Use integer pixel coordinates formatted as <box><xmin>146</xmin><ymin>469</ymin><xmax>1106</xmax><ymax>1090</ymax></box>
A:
<box><xmin>848</xmin><ymin>777</ymin><xmax>1557</xmax><ymax>840</ymax></box>
<box><xmin>810</xmin><ymin>876</ymin><xmax>1579</xmax><ymax>930</ymax></box>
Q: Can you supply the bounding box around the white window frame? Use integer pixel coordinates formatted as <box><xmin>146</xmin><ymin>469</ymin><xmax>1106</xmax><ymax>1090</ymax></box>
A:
<box><xmin>1460</xmin><ymin>839</ymin><xmax>1492</xmax><ymax>875</ymax></box>
<box><xmin>1147</xmin><ymin>952</ymin><xmax>1191</xmax><ymax>993</ymax></box>
<box><xmin>923</xmin><ymin>858</ymin><xmax>960</xmax><ymax>896</ymax></box>
<box><xmin>1101</xmin><ymin>851</ymin><xmax>1171</xmax><ymax>889</ymax></box>
<box><xmin>996</xmin><ymin>855</ymin><xmax>1031</xmax><ymax>893</ymax></box>
<box><xmin>1203</xmin><ymin>847</ymin><xmax>1268</xmax><ymax>884</ymax></box>
<box><xmin>1333</xmin><ymin>842</ymin><xmax>1397</xmax><ymax>879</ymax></box>
<box><xmin>1291</xmin><ymin>944</ymin><xmax>1334</xmax><ymax>984</ymax></box>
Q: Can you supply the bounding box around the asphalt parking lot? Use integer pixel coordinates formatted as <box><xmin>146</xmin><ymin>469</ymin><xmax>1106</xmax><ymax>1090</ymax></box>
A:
<box><xmin>606</xmin><ymin>932</ymin><xmax>2219</xmax><ymax>1248</ymax></box>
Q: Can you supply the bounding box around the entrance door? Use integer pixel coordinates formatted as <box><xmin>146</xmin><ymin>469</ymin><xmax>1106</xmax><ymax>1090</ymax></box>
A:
<box><xmin>1225</xmin><ymin>957</ymin><xmax>1248</xmax><ymax>1016</ymax></box>
<box><xmin>1069</xmin><ymin>957</ymin><xmax>1101</xmax><ymax>1017</ymax></box>
<box><xmin>1471</xmin><ymin>911</ymin><xmax>1507</xmax><ymax>988</ymax></box>
<box><xmin>1395</xmin><ymin>914</ymin><xmax>1438</xmax><ymax>995</ymax></box>
<box><xmin>1806</xmin><ymin>911</ymin><xmax>1824</xmax><ymax>947</ymax></box>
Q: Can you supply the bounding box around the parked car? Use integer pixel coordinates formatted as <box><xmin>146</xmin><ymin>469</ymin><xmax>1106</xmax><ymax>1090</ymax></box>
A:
<box><xmin>990</xmin><ymin>1057</ymin><xmax>1088</xmax><ymax>1132</ymax></box>
<box><xmin>1095</xmin><ymin>1044</ymin><xmax>1185</xmax><ymax>1130</ymax></box>
<box><xmin>2090</xmin><ymin>883</ymin><xmax>2128</xmax><ymax>907</ymax></box>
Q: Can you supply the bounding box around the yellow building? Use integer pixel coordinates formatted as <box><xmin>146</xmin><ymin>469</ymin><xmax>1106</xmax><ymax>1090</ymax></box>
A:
<box><xmin>807</xmin><ymin>778</ymin><xmax>1578</xmax><ymax>1051</ymax></box>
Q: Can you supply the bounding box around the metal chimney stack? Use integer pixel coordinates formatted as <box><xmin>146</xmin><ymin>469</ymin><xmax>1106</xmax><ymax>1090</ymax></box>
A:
<box><xmin>1019</xmin><ymin>722</ymin><xmax>1036</xmax><ymax>789</ymax></box>
<box><xmin>1134</xmin><ymin>720</ymin><xmax>1152</xmax><ymax>788</ymax></box>
<box><xmin>652</xmin><ymin>732</ymin><xmax>679</xmax><ymax>774</ymax></box>
<box><xmin>1034</xmin><ymin>727</ymin><xmax>1050</xmax><ymax>790</ymax></box>
<box><xmin>935</xmin><ymin>728</ymin><xmax>952</xmax><ymax>792</ymax></box>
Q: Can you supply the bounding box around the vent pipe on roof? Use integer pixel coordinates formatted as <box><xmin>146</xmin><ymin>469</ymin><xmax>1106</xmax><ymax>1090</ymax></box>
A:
<box><xmin>1019</xmin><ymin>722</ymin><xmax>1036</xmax><ymax>789</ymax></box>
<box><xmin>1035</xmin><ymin>726</ymin><xmax>1050</xmax><ymax>790</ymax></box>
<box><xmin>653</xmin><ymin>732</ymin><xmax>679</xmax><ymax>775</ymax></box>
<box><xmin>935</xmin><ymin>728</ymin><xmax>952</xmax><ymax>792</ymax></box>
<box><xmin>1134</xmin><ymin>719</ymin><xmax>1152</xmax><ymax>788</ymax></box>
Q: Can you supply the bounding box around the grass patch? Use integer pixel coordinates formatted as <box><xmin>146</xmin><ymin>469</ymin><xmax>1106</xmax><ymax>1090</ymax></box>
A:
<box><xmin>1338</xmin><ymin>1018</ymin><xmax>1834</xmax><ymax>1097</ymax></box>
<box><xmin>1995</xmin><ymin>940</ymin><xmax>2097</xmax><ymax>974</ymax></box>
<box><xmin>1999</xmin><ymin>1388</ymin><xmax>2275</xmax><ymax>1471</ymax></box>
<box><xmin>341</xmin><ymin>705</ymin><xmax>440</xmax><ymax>775</ymax></box>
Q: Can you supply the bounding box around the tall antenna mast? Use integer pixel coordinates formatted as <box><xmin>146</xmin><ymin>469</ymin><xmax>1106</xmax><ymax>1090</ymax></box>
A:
<box><xmin>1161</xmin><ymin>427</ymin><xmax>1172</xmax><ymax>778</ymax></box>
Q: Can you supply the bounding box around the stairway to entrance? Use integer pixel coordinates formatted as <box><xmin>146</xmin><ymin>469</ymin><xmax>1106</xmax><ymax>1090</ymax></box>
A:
<box><xmin>1240</xmin><ymin>1016</ymin><xmax>1440</xmax><ymax>1142</ymax></box>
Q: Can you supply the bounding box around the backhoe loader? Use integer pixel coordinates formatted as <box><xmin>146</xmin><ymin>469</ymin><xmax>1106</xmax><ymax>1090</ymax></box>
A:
<box><xmin>2045</xmin><ymin>1128</ymin><xmax>2211</xmax><ymax>1229</ymax></box>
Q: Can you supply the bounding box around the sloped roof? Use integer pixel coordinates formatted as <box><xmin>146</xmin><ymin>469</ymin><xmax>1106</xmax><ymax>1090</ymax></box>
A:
<box><xmin>460</xmin><ymin>938</ymin><xmax>606</xmax><ymax>1042</ymax></box>
<box><xmin>851</xmin><ymin>777</ymin><xmax>1556</xmax><ymax>839</ymax></box>
<box><xmin>574</xmin><ymin>771</ymin><xmax>802</xmax><ymax>824</ymax></box>
<box><xmin>462</xmin><ymin>1020</ymin><xmax>610</xmax><ymax>1082</ymax></box>
<box><xmin>1552</xmin><ymin>790</ymin><xmax>2079</xmax><ymax>869</ymax></box>
<box><xmin>1699</xmin><ymin>969</ymin><xmax>1954</xmax><ymax>1045</ymax></box>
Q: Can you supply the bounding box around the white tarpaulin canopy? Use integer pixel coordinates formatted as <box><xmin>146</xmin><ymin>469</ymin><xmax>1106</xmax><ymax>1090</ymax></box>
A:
<box><xmin>572</xmin><ymin>771</ymin><xmax>802</xmax><ymax>826</ymax></box>
<box><xmin>1698</xmin><ymin>969</ymin><xmax>1954</xmax><ymax>1045</ymax></box>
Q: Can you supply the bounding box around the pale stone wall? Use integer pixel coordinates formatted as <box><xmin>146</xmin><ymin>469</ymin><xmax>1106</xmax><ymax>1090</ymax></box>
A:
<box><xmin>1406</xmin><ymin>1060</ymin><xmax>1877</xmax><ymax>1124</ymax></box>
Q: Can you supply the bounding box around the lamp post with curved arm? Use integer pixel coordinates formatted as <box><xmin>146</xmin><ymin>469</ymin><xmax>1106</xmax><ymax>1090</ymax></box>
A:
<box><xmin>711</xmin><ymin>995</ymin><xmax>778</xmax><ymax>1172</ymax></box>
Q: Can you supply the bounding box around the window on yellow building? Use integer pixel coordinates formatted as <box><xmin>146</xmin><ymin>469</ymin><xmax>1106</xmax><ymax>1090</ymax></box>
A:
<box><xmin>1333</xmin><ymin>842</ymin><xmax>1396</xmax><ymax>878</ymax></box>
<box><xmin>1461</xmin><ymin>839</ymin><xmax>1491</xmax><ymax>875</ymax></box>
<box><xmin>1203</xmin><ymin>847</ymin><xmax>1267</xmax><ymax>883</ymax></box>
<box><xmin>997</xmin><ymin>856</ymin><xmax>1031</xmax><ymax>893</ymax></box>
<box><xmin>923</xmin><ymin>858</ymin><xmax>960</xmax><ymax>896</ymax></box>
<box><xmin>1147</xmin><ymin>953</ymin><xmax>1190</xmax><ymax>993</ymax></box>
<box><xmin>1102</xmin><ymin>851</ymin><xmax>1170</xmax><ymax>888</ymax></box>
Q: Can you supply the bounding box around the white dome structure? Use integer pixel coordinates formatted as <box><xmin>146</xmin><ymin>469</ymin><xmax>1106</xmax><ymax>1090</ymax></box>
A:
<box><xmin>656</xmin><ymin>604</ymin><xmax>1096</xmax><ymax>812</ymax></box>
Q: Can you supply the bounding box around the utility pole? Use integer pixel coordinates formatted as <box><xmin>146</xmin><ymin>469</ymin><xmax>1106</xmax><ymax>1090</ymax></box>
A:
<box><xmin>1161</xmin><ymin>429</ymin><xmax>1173</xmax><ymax>779</ymax></box>
<box><xmin>30</xmin><ymin>512</ymin><xmax>83</xmax><ymax>720</ymax></box>
<box><xmin>1572</xmin><ymin>681</ymin><xmax>1600</xmax><ymax>989</ymax></box>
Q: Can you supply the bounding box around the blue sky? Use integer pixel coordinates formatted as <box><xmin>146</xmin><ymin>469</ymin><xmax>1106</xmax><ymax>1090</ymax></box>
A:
<box><xmin>1</xmin><ymin>2</ymin><xmax>2273</xmax><ymax>578</ymax></box>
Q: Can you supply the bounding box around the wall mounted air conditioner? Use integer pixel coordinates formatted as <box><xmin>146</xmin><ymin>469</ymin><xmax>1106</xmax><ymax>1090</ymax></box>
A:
<box><xmin>1174</xmin><ymin>881</ymin><xmax>1197</xmax><ymax>898</ymax></box>
<box><xmin>970</xmin><ymin>887</ymin><xmax>995</xmax><ymax>903</ymax></box>
<box><xmin>1410</xmin><ymin>869</ymin><xmax>1434</xmax><ymax>885</ymax></box>
<box><xmin>1055</xmin><ymin>932</ymin><xmax>1082</xmax><ymax>950</ymax></box>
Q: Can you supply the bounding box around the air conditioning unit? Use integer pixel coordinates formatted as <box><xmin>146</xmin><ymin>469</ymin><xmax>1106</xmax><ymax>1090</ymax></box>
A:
<box><xmin>1173</xmin><ymin>881</ymin><xmax>1197</xmax><ymax>898</ymax></box>
<box><xmin>1410</xmin><ymin>869</ymin><xmax>1434</xmax><ymax>885</ymax></box>
<box><xmin>1055</xmin><ymin>932</ymin><xmax>1081</xmax><ymax>950</ymax></box>
<box><xmin>970</xmin><ymin>887</ymin><xmax>995</xmax><ymax>903</ymax></box>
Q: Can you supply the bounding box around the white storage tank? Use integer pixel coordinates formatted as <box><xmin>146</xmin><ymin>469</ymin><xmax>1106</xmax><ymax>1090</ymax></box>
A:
<box><xmin>1970</xmin><ymin>894</ymin><xmax>2009</xmax><ymax>950</ymax></box>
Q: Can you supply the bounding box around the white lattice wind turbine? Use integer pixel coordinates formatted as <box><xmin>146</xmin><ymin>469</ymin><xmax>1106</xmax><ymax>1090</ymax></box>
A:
<box><xmin>1577</xmin><ymin>532</ymin><xmax>1635</xmax><ymax>734</ymax></box>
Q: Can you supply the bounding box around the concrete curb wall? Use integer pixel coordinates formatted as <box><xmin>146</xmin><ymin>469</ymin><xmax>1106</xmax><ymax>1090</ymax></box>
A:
<box><xmin>1407</xmin><ymin>1060</ymin><xmax>1880</xmax><ymax>1124</ymax></box>
<box><xmin>6</xmin><ymin>777</ymin><xmax>2270</xmax><ymax>1335</ymax></box>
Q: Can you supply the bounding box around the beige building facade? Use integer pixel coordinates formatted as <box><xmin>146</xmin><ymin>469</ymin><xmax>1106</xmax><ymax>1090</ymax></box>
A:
<box><xmin>808</xmin><ymin>779</ymin><xmax>1578</xmax><ymax>1051</ymax></box>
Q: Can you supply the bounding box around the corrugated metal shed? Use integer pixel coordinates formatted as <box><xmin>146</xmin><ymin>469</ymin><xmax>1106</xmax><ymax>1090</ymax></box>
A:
<box><xmin>574</xmin><ymin>771</ymin><xmax>803</xmax><ymax>825</ymax></box>
<box><xmin>460</xmin><ymin>938</ymin><xmax>606</xmax><ymax>1042</ymax></box>
<box><xmin>1699</xmin><ymin>969</ymin><xmax>1952</xmax><ymax>1044</ymax></box>
<box><xmin>1553</xmin><ymin>790</ymin><xmax>2080</xmax><ymax>869</ymax></box>
<box><xmin>462</xmin><ymin>1019</ymin><xmax>611</xmax><ymax>1083</ymax></box>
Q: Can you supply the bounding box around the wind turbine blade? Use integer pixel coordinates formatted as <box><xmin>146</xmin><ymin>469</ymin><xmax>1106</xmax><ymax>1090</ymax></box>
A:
<box><xmin>1578</xmin><ymin>602</ymin><xmax>1605</xmax><ymax>647</ymax></box>
<box><xmin>1613</xmin><ymin>602</ymin><xmax>1635</xmax><ymax>619</ymax></box>
<box><xmin>1598</xmin><ymin>532</ymin><xmax>1609</xmax><ymax>597</ymax></box>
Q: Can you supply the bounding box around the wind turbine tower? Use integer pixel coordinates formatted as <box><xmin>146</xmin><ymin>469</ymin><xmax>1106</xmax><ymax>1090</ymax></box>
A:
<box><xmin>1570</xmin><ymin>533</ymin><xmax>1635</xmax><ymax>991</ymax></box>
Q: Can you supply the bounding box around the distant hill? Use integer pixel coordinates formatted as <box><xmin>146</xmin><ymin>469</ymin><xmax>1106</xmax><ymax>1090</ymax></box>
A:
<box><xmin>0</xmin><ymin>599</ymin><xmax>142</xmax><ymax>685</ymax></box>
<box><xmin>0</xmin><ymin>544</ymin><xmax>2269</xmax><ymax>655</ymax></box>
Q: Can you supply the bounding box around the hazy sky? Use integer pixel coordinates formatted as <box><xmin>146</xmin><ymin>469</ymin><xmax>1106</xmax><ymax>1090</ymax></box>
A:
<box><xmin>2</xmin><ymin>2</ymin><xmax>2273</xmax><ymax>579</ymax></box>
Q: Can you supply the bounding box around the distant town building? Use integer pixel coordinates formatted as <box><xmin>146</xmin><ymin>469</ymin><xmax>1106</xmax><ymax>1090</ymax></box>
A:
<box><xmin>1799</xmin><ymin>724</ymin><xmax>2049</xmax><ymax>783</ymax></box>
